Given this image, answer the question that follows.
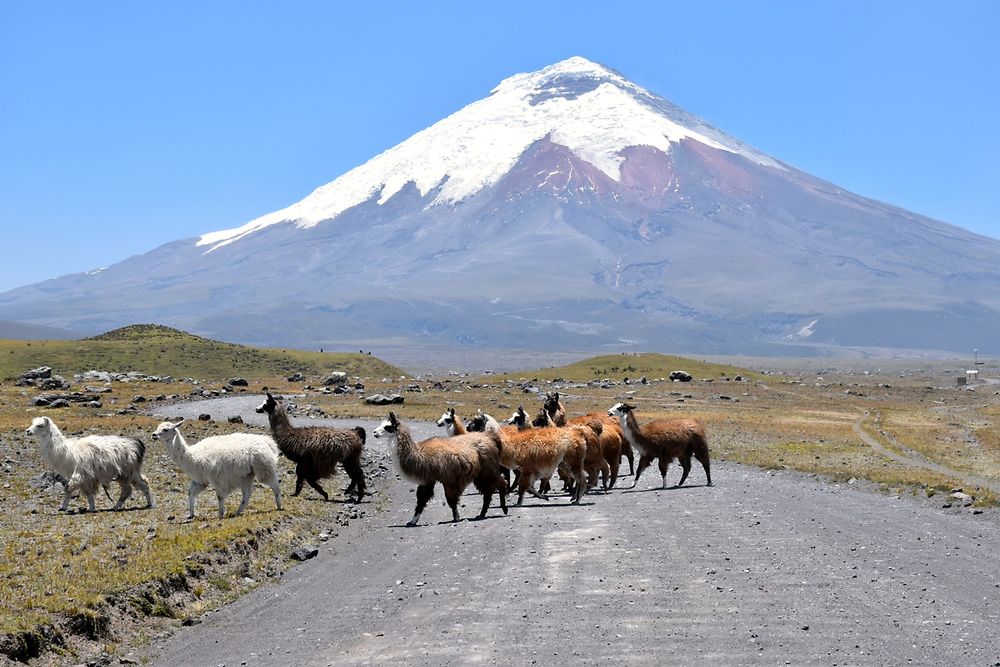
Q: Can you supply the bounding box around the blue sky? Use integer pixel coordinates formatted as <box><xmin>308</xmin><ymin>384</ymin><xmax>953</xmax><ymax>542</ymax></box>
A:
<box><xmin>1</xmin><ymin>1</ymin><xmax>997</xmax><ymax>293</ymax></box>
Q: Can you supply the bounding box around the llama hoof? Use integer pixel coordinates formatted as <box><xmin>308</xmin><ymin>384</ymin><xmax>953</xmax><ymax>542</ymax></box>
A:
<box><xmin>502</xmin><ymin>506</ymin><xmax>509</xmax><ymax>515</ymax></box>
<box><xmin>405</xmin><ymin>520</ymin><xmax>419</xmax><ymax>528</ymax></box>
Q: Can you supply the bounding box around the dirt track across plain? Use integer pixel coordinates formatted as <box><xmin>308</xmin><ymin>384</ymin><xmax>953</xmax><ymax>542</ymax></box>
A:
<box><xmin>148</xmin><ymin>403</ymin><xmax>1000</xmax><ymax>666</ymax></box>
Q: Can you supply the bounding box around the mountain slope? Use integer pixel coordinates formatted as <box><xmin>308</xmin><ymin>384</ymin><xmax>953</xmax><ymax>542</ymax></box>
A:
<box><xmin>2</xmin><ymin>57</ymin><xmax>998</xmax><ymax>355</ymax></box>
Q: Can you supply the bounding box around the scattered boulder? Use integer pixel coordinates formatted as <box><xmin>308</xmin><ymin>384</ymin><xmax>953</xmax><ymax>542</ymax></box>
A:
<box><xmin>290</xmin><ymin>545</ymin><xmax>319</xmax><ymax>561</ymax></box>
<box><xmin>37</xmin><ymin>376</ymin><xmax>70</xmax><ymax>390</ymax></box>
<box><xmin>323</xmin><ymin>372</ymin><xmax>348</xmax><ymax>386</ymax></box>
<box><xmin>21</xmin><ymin>366</ymin><xmax>52</xmax><ymax>380</ymax></box>
<box><xmin>76</xmin><ymin>370</ymin><xmax>112</xmax><ymax>383</ymax></box>
<box><xmin>29</xmin><ymin>470</ymin><xmax>67</xmax><ymax>491</ymax></box>
<box><xmin>84</xmin><ymin>386</ymin><xmax>113</xmax><ymax>394</ymax></box>
<box><xmin>197</xmin><ymin>414</ymin><xmax>211</xmax><ymax>421</ymax></box>
<box><xmin>287</xmin><ymin>372</ymin><xmax>305</xmax><ymax>382</ymax></box>
<box><xmin>364</xmin><ymin>394</ymin><xmax>405</xmax><ymax>406</ymax></box>
<box><xmin>950</xmin><ymin>491</ymin><xmax>974</xmax><ymax>506</ymax></box>
<box><xmin>228</xmin><ymin>415</ymin><xmax>244</xmax><ymax>424</ymax></box>
<box><xmin>47</xmin><ymin>399</ymin><xmax>71</xmax><ymax>409</ymax></box>
<box><xmin>670</xmin><ymin>370</ymin><xmax>693</xmax><ymax>382</ymax></box>
<box><xmin>228</xmin><ymin>377</ymin><xmax>249</xmax><ymax>387</ymax></box>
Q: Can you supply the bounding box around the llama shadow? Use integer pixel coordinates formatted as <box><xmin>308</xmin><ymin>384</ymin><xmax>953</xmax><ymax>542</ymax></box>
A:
<box><xmin>62</xmin><ymin>505</ymin><xmax>151</xmax><ymax>515</ymax></box>
<box><xmin>620</xmin><ymin>483</ymin><xmax>712</xmax><ymax>495</ymax></box>
<box><xmin>512</xmin><ymin>500</ymin><xmax>597</xmax><ymax>509</ymax></box>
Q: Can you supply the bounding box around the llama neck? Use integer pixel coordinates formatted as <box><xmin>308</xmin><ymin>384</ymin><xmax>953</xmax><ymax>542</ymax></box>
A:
<box><xmin>483</xmin><ymin>415</ymin><xmax>502</xmax><ymax>434</ymax></box>
<box><xmin>164</xmin><ymin>431</ymin><xmax>198</xmax><ymax>474</ymax></box>
<box><xmin>392</xmin><ymin>424</ymin><xmax>419</xmax><ymax>468</ymax></box>
<box><xmin>39</xmin><ymin>422</ymin><xmax>68</xmax><ymax>462</ymax></box>
<box><xmin>268</xmin><ymin>406</ymin><xmax>295</xmax><ymax>439</ymax></box>
<box><xmin>451</xmin><ymin>418</ymin><xmax>467</xmax><ymax>436</ymax></box>
<box><xmin>618</xmin><ymin>412</ymin><xmax>643</xmax><ymax>450</ymax></box>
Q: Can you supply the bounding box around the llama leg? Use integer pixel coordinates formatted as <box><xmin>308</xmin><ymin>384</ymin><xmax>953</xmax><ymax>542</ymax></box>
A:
<box><xmin>497</xmin><ymin>475</ymin><xmax>508</xmax><ymax>515</ymax></box>
<box><xmin>293</xmin><ymin>464</ymin><xmax>305</xmax><ymax>496</ymax></box>
<box><xmin>409</xmin><ymin>482</ymin><xmax>435</xmax><ymax>527</ymax></box>
<box><xmin>85</xmin><ymin>491</ymin><xmax>97</xmax><ymax>513</ymax></box>
<box><xmin>526</xmin><ymin>474</ymin><xmax>549</xmax><ymax>501</ymax></box>
<box><xmin>235</xmin><ymin>475</ymin><xmax>254</xmax><ymax>516</ymax></box>
<box><xmin>268</xmin><ymin>475</ymin><xmax>283</xmax><ymax>511</ymax></box>
<box><xmin>134</xmin><ymin>473</ymin><xmax>154</xmax><ymax>508</ymax></box>
<box><xmin>622</xmin><ymin>440</ymin><xmax>635</xmax><ymax>476</ymax></box>
<box><xmin>658</xmin><ymin>457</ymin><xmax>673</xmax><ymax>489</ymax></box>
<box><xmin>599</xmin><ymin>458</ymin><xmax>611</xmax><ymax>491</ymax></box>
<box><xmin>676</xmin><ymin>457</ymin><xmax>692</xmax><ymax>487</ymax></box>
<box><xmin>472</xmin><ymin>477</ymin><xmax>493</xmax><ymax>520</ymax></box>
<box><xmin>342</xmin><ymin>457</ymin><xmax>366</xmax><ymax>503</ymax></box>
<box><xmin>695</xmin><ymin>450</ymin><xmax>712</xmax><ymax>486</ymax></box>
<box><xmin>187</xmin><ymin>480</ymin><xmax>208</xmax><ymax>520</ymax></box>
<box><xmin>443</xmin><ymin>485</ymin><xmax>462</xmax><ymax>523</ymax></box>
<box><xmin>631</xmin><ymin>455</ymin><xmax>654</xmax><ymax>489</ymax></box>
<box><xmin>607</xmin><ymin>453</ymin><xmax>620</xmax><ymax>489</ymax></box>
<box><xmin>217</xmin><ymin>492</ymin><xmax>227</xmax><ymax>518</ymax></box>
<box><xmin>571</xmin><ymin>461</ymin><xmax>587</xmax><ymax>504</ymax></box>
<box><xmin>59</xmin><ymin>476</ymin><xmax>78</xmax><ymax>511</ymax></box>
<box><xmin>113</xmin><ymin>479</ymin><xmax>132</xmax><ymax>510</ymax></box>
<box><xmin>306</xmin><ymin>478</ymin><xmax>329</xmax><ymax>501</ymax></box>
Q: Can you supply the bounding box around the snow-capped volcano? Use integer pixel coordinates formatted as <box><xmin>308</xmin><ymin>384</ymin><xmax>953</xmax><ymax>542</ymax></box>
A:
<box><xmin>198</xmin><ymin>57</ymin><xmax>781</xmax><ymax>251</ymax></box>
<box><xmin>3</xmin><ymin>57</ymin><xmax>1000</xmax><ymax>356</ymax></box>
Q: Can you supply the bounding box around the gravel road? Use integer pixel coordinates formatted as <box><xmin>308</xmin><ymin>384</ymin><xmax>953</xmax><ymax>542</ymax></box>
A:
<box><xmin>148</xmin><ymin>397</ymin><xmax>1000</xmax><ymax>666</ymax></box>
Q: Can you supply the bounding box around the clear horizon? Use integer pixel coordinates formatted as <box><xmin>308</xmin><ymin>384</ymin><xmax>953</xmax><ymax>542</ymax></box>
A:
<box><xmin>1</xmin><ymin>1</ymin><xmax>998</xmax><ymax>294</ymax></box>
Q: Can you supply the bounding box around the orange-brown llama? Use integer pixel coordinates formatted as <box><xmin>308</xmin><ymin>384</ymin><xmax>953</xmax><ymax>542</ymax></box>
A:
<box><xmin>607</xmin><ymin>402</ymin><xmax>712</xmax><ymax>489</ymax></box>
<box><xmin>533</xmin><ymin>408</ymin><xmax>609</xmax><ymax>493</ymax></box>
<box><xmin>500</xmin><ymin>406</ymin><xmax>589</xmax><ymax>505</ymax></box>
<box><xmin>544</xmin><ymin>391</ymin><xmax>634</xmax><ymax>477</ymax></box>
<box><xmin>373</xmin><ymin>411</ymin><xmax>507</xmax><ymax>526</ymax></box>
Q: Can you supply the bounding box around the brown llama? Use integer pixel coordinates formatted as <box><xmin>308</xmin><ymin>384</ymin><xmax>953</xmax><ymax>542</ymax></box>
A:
<box><xmin>373</xmin><ymin>411</ymin><xmax>508</xmax><ymax>526</ymax></box>
<box><xmin>533</xmin><ymin>408</ymin><xmax>609</xmax><ymax>494</ymax></box>
<box><xmin>255</xmin><ymin>393</ymin><xmax>366</xmax><ymax>503</ymax></box>
<box><xmin>502</xmin><ymin>407</ymin><xmax>589</xmax><ymax>505</ymax></box>
<box><xmin>607</xmin><ymin>402</ymin><xmax>712</xmax><ymax>489</ymax></box>
<box><xmin>545</xmin><ymin>391</ymin><xmax>634</xmax><ymax>477</ymax></box>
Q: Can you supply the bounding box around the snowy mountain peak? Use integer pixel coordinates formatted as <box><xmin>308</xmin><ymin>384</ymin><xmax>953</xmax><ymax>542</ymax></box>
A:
<box><xmin>198</xmin><ymin>58</ymin><xmax>783</xmax><ymax>252</ymax></box>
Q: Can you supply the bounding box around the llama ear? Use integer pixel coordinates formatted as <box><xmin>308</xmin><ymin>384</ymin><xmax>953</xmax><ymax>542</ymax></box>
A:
<box><xmin>388</xmin><ymin>411</ymin><xmax>398</xmax><ymax>425</ymax></box>
<box><xmin>266</xmin><ymin>392</ymin><xmax>274</xmax><ymax>400</ymax></box>
<box><xmin>623</xmin><ymin>403</ymin><xmax>636</xmax><ymax>411</ymax></box>
<box><xmin>176</xmin><ymin>417</ymin><xmax>185</xmax><ymax>424</ymax></box>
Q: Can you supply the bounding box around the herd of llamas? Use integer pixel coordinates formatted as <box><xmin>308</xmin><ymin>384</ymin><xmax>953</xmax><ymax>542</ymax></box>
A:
<box><xmin>25</xmin><ymin>391</ymin><xmax>711</xmax><ymax>525</ymax></box>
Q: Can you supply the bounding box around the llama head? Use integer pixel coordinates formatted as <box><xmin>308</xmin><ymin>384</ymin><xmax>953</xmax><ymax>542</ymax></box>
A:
<box><xmin>151</xmin><ymin>419</ymin><xmax>184</xmax><ymax>442</ymax></box>
<box><xmin>466</xmin><ymin>413</ymin><xmax>487</xmax><ymax>432</ymax></box>
<box><xmin>436</xmin><ymin>407</ymin><xmax>457</xmax><ymax>429</ymax></box>
<box><xmin>543</xmin><ymin>391</ymin><xmax>561</xmax><ymax>412</ymax></box>
<box><xmin>373</xmin><ymin>411</ymin><xmax>400</xmax><ymax>439</ymax></box>
<box><xmin>532</xmin><ymin>407</ymin><xmax>552</xmax><ymax>428</ymax></box>
<box><xmin>255</xmin><ymin>393</ymin><xmax>278</xmax><ymax>414</ymax></box>
<box><xmin>607</xmin><ymin>402</ymin><xmax>635</xmax><ymax>418</ymax></box>
<box><xmin>25</xmin><ymin>416</ymin><xmax>52</xmax><ymax>437</ymax></box>
<box><xmin>505</xmin><ymin>406</ymin><xmax>528</xmax><ymax>427</ymax></box>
